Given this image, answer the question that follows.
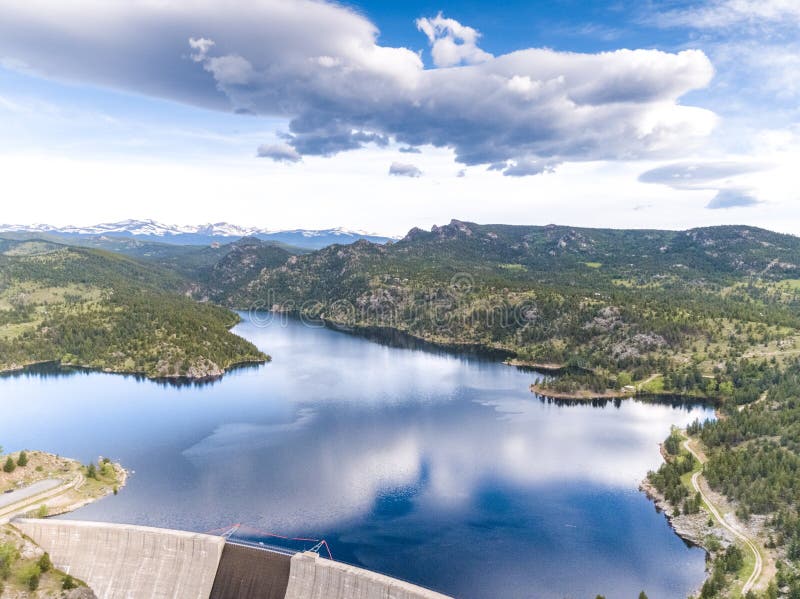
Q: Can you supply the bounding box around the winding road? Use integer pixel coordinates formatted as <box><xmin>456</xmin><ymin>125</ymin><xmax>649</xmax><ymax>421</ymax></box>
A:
<box><xmin>683</xmin><ymin>438</ymin><xmax>763</xmax><ymax>596</ymax></box>
<box><xmin>0</xmin><ymin>473</ymin><xmax>84</xmax><ymax>524</ymax></box>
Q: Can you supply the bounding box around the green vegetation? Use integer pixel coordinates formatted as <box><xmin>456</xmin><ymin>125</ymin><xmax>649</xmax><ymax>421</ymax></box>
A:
<box><xmin>19</xmin><ymin>561</ymin><xmax>40</xmax><ymax>590</ymax></box>
<box><xmin>213</xmin><ymin>221</ymin><xmax>800</xmax><ymax>399</ymax></box>
<box><xmin>0</xmin><ymin>240</ymin><xmax>268</xmax><ymax>378</ymax></box>
<box><xmin>0</xmin><ymin>528</ymin><xmax>82</xmax><ymax>595</ymax></box>
<box><xmin>648</xmin><ymin>436</ymin><xmax>700</xmax><ymax>514</ymax></box>
<box><xmin>6</xmin><ymin>221</ymin><xmax>800</xmax><ymax>596</ymax></box>
<box><xmin>680</xmin><ymin>361</ymin><xmax>800</xmax><ymax>596</ymax></box>
<box><xmin>62</xmin><ymin>574</ymin><xmax>77</xmax><ymax>590</ymax></box>
<box><xmin>37</xmin><ymin>553</ymin><xmax>51</xmax><ymax>573</ymax></box>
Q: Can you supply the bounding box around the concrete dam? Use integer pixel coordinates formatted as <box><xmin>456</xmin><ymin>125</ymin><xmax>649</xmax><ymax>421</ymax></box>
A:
<box><xmin>13</xmin><ymin>519</ymin><xmax>452</xmax><ymax>599</ymax></box>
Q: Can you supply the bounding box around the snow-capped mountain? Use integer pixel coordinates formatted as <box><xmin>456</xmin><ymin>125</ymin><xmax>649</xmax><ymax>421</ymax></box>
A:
<box><xmin>0</xmin><ymin>220</ymin><xmax>394</xmax><ymax>249</ymax></box>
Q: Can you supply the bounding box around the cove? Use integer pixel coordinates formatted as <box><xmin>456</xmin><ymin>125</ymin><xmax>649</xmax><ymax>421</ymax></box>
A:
<box><xmin>0</xmin><ymin>312</ymin><xmax>712</xmax><ymax>598</ymax></box>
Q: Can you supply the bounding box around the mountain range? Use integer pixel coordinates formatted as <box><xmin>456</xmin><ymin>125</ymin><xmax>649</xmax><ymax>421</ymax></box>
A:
<box><xmin>0</xmin><ymin>219</ymin><xmax>394</xmax><ymax>249</ymax></box>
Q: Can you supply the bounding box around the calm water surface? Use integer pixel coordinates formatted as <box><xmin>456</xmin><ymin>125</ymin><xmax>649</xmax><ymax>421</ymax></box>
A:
<box><xmin>0</xmin><ymin>313</ymin><xmax>712</xmax><ymax>598</ymax></box>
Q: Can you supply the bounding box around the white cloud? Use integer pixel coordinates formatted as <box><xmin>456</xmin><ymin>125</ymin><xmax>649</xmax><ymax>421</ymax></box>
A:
<box><xmin>706</xmin><ymin>188</ymin><xmax>761</xmax><ymax>209</ymax></box>
<box><xmin>188</xmin><ymin>37</ymin><xmax>215</xmax><ymax>62</ymax></box>
<box><xmin>656</xmin><ymin>0</ymin><xmax>800</xmax><ymax>29</ymax></box>
<box><xmin>499</xmin><ymin>158</ymin><xmax>558</xmax><ymax>177</ymax></box>
<box><xmin>0</xmin><ymin>1</ymin><xmax>716</xmax><ymax>175</ymax></box>
<box><xmin>389</xmin><ymin>162</ymin><xmax>422</xmax><ymax>177</ymax></box>
<box><xmin>257</xmin><ymin>143</ymin><xmax>301</xmax><ymax>163</ymax></box>
<box><xmin>638</xmin><ymin>161</ymin><xmax>769</xmax><ymax>189</ymax></box>
<box><xmin>639</xmin><ymin>160</ymin><xmax>771</xmax><ymax>210</ymax></box>
<box><xmin>416</xmin><ymin>12</ymin><xmax>492</xmax><ymax>68</ymax></box>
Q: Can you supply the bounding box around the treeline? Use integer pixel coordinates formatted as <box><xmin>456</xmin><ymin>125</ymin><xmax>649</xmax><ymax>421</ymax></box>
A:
<box><xmin>686</xmin><ymin>359</ymin><xmax>800</xmax><ymax>597</ymax></box>
<box><xmin>647</xmin><ymin>430</ymin><xmax>701</xmax><ymax>514</ymax></box>
<box><xmin>0</xmin><ymin>247</ymin><xmax>266</xmax><ymax>378</ymax></box>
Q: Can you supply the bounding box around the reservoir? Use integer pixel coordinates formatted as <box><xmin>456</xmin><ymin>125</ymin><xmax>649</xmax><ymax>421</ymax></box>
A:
<box><xmin>0</xmin><ymin>312</ymin><xmax>712</xmax><ymax>598</ymax></box>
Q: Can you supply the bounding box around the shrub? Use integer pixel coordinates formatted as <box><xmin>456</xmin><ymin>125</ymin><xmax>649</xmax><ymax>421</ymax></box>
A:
<box><xmin>3</xmin><ymin>457</ymin><xmax>15</xmax><ymax>473</ymax></box>
<box><xmin>16</xmin><ymin>451</ymin><xmax>27</xmax><ymax>467</ymax></box>
<box><xmin>62</xmin><ymin>574</ymin><xmax>77</xmax><ymax>590</ymax></box>
<box><xmin>37</xmin><ymin>552</ymin><xmax>52</xmax><ymax>573</ymax></box>
<box><xmin>0</xmin><ymin>541</ymin><xmax>19</xmax><ymax>579</ymax></box>
<box><xmin>18</xmin><ymin>563</ymin><xmax>41</xmax><ymax>591</ymax></box>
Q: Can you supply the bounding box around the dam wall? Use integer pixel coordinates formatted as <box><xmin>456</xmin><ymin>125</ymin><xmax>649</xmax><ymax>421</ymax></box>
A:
<box><xmin>284</xmin><ymin>551</ymin><xmax>452</xmax><ymax>599</ymax></box>
<box><xmin>14</xmin><ymin>518</ymin><xmax>225</xmax><ymax>599</ymax></box>
<box><xmin>14</xmin><ymin>518</ymin><xmax>452</xmax><ymax>599</ymax></box>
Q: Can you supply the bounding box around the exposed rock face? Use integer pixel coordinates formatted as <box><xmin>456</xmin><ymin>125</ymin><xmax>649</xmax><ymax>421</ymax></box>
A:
<box><xmin>154</xmin><ymin>357</ymin><xmax>224</xmax><ymax>379</ymax></box>
<box><xmin>583</xmin><ymin>306</ymin><xmax>622</xmax><ymax>332</ymax></box>
<box><xmin>611</xmin><ymin>333</ymin><xmax>667</xmax><ymax>360</ymax></box>
<box><xmin>640</xmin><ymin>477</ymin><xmax>734</xmax><ymax>549</ymax></box>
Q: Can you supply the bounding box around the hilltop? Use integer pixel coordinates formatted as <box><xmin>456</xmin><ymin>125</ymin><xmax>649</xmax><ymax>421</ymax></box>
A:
<box><xmin>207</xmin><ymin>220</ymin><xmax>800</xmax><ymax>398</ymax></box>
<box><xmin>0</xmin><ymin>239</ymin><xmax>267</xmax><ymax>379</ymax></box>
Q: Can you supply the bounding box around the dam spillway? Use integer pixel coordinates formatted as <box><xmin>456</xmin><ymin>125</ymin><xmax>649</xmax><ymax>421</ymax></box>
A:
<box><xmin>13</xmin><ymin>518</ymin><xmax>452</xmax><ymax>599</ymax></box>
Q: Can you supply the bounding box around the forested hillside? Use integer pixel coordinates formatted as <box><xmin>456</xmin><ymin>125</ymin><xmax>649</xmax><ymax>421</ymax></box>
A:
<box><xmin>0</xmin><ymin>240</ymin><xmax>266</xmax><ymax>379</ymax></box>
<box><xmin>214</xmin><ymin>220</ymin><xmax>800</xmax><ymax>399</ymax></box>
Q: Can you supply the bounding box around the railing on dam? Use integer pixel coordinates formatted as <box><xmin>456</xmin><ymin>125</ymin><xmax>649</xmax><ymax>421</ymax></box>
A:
<box><xmin>205</xmin><ymin>523</ymin><xmax>334</xmax><ymax>559</ymax></box>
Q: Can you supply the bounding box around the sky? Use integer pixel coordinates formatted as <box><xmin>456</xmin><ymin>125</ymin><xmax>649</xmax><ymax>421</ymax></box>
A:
<box><xmin>0</xmin><ymin>0</ymin><xmax>798</xmax><ymax>236</ymax></box>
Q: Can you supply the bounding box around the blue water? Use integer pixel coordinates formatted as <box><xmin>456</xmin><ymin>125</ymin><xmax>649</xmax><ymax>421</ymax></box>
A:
<box><xmin>0</xmin><ymin>312</ymin><xmax>711</xmax><ymax>598</ymax></box>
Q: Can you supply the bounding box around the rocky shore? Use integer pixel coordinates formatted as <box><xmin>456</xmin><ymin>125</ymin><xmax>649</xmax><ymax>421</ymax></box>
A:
<box><xmin>639</xmin><ymin>476</ymin><xmax>734</xmax><ymax>550</ymax></box>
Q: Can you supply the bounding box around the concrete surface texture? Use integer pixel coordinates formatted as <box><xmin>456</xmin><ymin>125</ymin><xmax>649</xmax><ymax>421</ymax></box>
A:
<box><xmin>209</xmin><ymin>542</ymin><xmax>291</xmax><ymax>599</ymax></box>
<box><xmin>14</xmin><ymin>518</ymin><xmax>225</xmax><ymax>599</ymax></box>
<box><xmin>284</xmin><ymin>551</ymin><xmax>453</xmax><ymax>599</ymax></box>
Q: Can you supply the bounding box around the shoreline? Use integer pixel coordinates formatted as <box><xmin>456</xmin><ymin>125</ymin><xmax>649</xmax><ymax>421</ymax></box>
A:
<box><xmin>503</xmin><ymin>358</ymin><xmax>567</xmax><ymax>372</ymax></box>
<box><xmin>640</xmin><ymin>436</ymin><xmax>773</xmax><ymax>597</ymax></box>
<box><xmin>0</xmin><ymin>356</ymin><xmax>268</xmax><ymax>382</ymax></box>
<box><xmin>530</xmin><ymin>382</ymin><xmax>716</xmax><ymax>404</ymax></box>
<box><xmin>529</xmin><ymin>383</ymin><xmax>630</xmax><ymax>400</ymax></box>
<box><xmin>638</xmin><ymin>445</ymin><xmax>723</xmax><ymax>598</ymax></box>
<box><xmin>1</xmin><ymin>313</ymin><xmax>267</xmax><ymax>381</ymax></box>
<box><xmin>0</xmin><ymin>451</ymin><xmax>127</xmax><ymax>523</ymax></box>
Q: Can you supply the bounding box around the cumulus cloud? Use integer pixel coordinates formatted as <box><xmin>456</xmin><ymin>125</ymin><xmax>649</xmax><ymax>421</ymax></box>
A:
<box><xmin>389</xmin><ymin>162</ymin><xmax>422</xmax><ymax>178</ymax></box>
<box><xmin>500</xmin><ymin>159</ymin><xmax>558</xmax><ymax>177</ymax></box>
<box><xmin>256</xmin><ymin>143</ymin><xmax>301</xmax><ymax>163</ymax></box>
<box><xmin>399</xmin><ymin>146</ymin><xmax>421</xmax><ymax>154</ymax></box>
<box><xmin>416</xmin><ymin>12</ymin><xmax>492</xmax><ymax>68</ymax></box>
<box><xmin>0</xmin><ymin>1</ymin><xmax>717</xmax><ymax>175</ymax></box>
<box><xmin>706</xmin><ymin>188</ymin><xmax>761</xmax><ymax>209</ymax></box>
<box><xmin>638</xmin><ymin>161</ymin><xmax>768</xmax><ymax>189</ymax></box>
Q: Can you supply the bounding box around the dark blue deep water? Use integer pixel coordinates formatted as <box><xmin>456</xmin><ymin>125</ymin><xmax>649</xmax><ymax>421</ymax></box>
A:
<box><xmin>0</xmin><ymin>313</ymin><xmax>712</xmax><ymax>598</ymax></box>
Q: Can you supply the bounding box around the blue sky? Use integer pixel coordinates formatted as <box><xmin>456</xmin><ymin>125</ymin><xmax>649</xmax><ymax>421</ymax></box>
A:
<box><xmin>0</xmin><ymin>0</ymin><xmax>798</xmax><ymax>235</ymax></box>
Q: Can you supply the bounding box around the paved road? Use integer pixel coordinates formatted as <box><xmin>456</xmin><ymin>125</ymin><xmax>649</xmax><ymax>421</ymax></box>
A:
<box><xmin>0</xmin><ymin>479</ymin><xmax>62</xmax><ymax>509</ymax></box>
<box><xmin>0</xmin><ymin>474</ymin><xmax>83</xmax><ymax>523</ymax></box>
<box><xmin>684</xmin><ymin>438</ymin><xmax>763</xmax><ymax>595</ymax></box>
